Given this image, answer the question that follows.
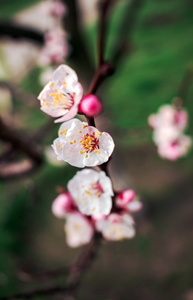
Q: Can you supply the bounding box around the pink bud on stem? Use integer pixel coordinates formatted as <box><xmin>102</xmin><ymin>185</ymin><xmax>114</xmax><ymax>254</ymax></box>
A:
<box><xmin>79</xmin><ymin>94</ymin><xmax>102</xmax><ymax>117</ymax></box>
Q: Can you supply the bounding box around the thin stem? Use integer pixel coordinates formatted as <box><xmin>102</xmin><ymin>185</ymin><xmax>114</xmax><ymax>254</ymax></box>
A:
<box><xmin>111</xmin><ymin>0</ymin><xmax>143</xmax><ymax>65</ymax></box>
<box><xmin>178</xmin><ymin>67</ymin><xmax>193</xmax><ymax>99</ymax></box>
<box><xmin>98</xmin><ymin>0</ymin><xmax>113</xmax><ymax>65</ymax></box>
<box><xmin>63</xmin><ymin>0</ymin><xmax>94</xmax><ymax>82</ymax></box>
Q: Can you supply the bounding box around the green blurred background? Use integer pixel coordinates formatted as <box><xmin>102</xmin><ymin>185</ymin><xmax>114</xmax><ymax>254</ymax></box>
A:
<box><xmin>1</xmin><ymin>0</ymin><xmax>193</xmax><ymax>299</ymax></box>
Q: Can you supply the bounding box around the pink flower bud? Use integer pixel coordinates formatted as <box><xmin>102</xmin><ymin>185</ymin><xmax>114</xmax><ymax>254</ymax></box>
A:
<box><xmin>116</xmin><ymin>189</ymin><xmax>136</xmax><ymax>208</ymax></box>
<box><xmin>79</xmin><ymin>95</ymin><xmax>102</xmax><ymax>117</ymax></box>
<box><xmin>52</xmin><ymin>193</ymin><xmax>74</xmax><ymax>218</ymax></box>
<box><xmin>50</xmin><ymin>1</ymin><xmax>67</xmax><ymax>18</ymax></box>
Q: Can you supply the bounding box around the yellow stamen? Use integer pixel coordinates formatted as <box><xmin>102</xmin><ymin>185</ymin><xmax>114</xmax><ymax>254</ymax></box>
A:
<box><xmin>85</xmin><ymin>190</ymin><xmax>92</xmax><ymax>196</ymax></box>
<box><xmin>50</xmin><ymin>91</ymin><xmax>66</xmax><ymax>106</ymax></box>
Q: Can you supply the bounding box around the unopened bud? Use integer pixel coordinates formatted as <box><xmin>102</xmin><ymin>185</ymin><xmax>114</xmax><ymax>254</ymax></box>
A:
<box><xmin>79</xmin><ymin>94</ymin><xmax>102</xmax><ymax>117</ymax></box>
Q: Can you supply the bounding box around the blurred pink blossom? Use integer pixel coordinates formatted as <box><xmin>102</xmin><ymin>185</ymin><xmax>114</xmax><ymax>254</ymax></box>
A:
<box><xmin>158</xmin><ymin>135</ymin><xmax>192</xmax><ymax>161</ymax></box>
<box><xmin>49</xmin><ymin>0</ymin><xmax>67</xmax><ymax>18</ymax></box>
<box><xmin>41</xmin><ymin>0</ymin><xmax>67</xmax><ymax>19</ymax></box>
<box><xmin>116</xmin><ymin>189</ymin><xmax>142</xmax><ymax>212</ymax></box>
<box><xmin>148</xmin><ymin>104</ymin><xmax>192</xmax><ymax>160</ymax></box>
<box><xmin>52</xmin><ymin>192</ymin><xmax>75</xmax><ymax>218</ymax></box>
<box><xmin>38</xmin><ymin>29</ymin><xmax>69</xmax><ymax>66</ymax></box>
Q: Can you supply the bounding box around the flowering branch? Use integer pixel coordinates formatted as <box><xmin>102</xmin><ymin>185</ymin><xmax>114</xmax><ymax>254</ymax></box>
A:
<box><xmin>1</xmin><ymin>0</ymin><xmax>144</xmax><ymax>298</ymax></box>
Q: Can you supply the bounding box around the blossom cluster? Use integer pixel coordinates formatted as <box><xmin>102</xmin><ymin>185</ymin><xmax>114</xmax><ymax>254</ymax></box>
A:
<box><xmin>52</xmin><ymin>169</ymin><xmax>142</xmax><ymax>247</ymax></box>
<box><xmin>148</xmin><ymin>104</ymin><xmax>192</xmax><ymax>160</ymax></box>
<box><xmin>38</xmin><ymin>64</ymin><xmax>142</xmax><ymax>247</ymax></box>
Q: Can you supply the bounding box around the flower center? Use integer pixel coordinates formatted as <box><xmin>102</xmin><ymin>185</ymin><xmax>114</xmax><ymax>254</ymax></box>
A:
<box><xmin>83</xmin><ymin>181</ymin><xmax>104</xmax><ymax>199</ymax></box>
<box><xmin>81</xmin><ymin>133</ymin><xmax>99</xmax><ymax>152</ymax></box>
<box><xmin>78</xmin><ymin>131</ymin><xmax>102</xmax><ymax>157</ymax></box>
<box><xmin>49</xmin><ymin>82</ymin><xmax>74</xmax><ymax>110</ymax></box>
<box><xmin>91</xmin><ymin>182</ymin><xmax>104</xmax><ymax>197</ymax></box>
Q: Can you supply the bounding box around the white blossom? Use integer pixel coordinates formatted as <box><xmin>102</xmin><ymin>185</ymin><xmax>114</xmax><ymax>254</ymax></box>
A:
<box><xmin>95</xmin><ymin>213</ymin><xmax>135</xmax><ymax>241</ymax></box>
<box><xmin>52</xmin><ymin>118</ymin><xmax>115</xmax><ymax>167</ymax></box>
<box><xmin>68</xmin><ymin>169</ymin><xmax>113</xmax><ymax>216</ymax></box>
<box><xmin>64</xmin><ymin>212</ymin><xmax>93</xmax><ymax>247</ymax></box>
<box><xmin>38</xmin><ymin>65</ymin><xmax>83</xmax><ymax>123</ymax></box>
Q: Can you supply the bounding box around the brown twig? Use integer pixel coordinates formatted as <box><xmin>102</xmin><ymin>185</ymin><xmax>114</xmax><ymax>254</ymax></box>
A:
<box><xmin>0</xmin><ymin>118</ymin><xmax>54</xmax><ymax>179</ymax></box>
<box><xmin>111</xmin><ymin>0</ymin><xmax>143</xmax><ymax>65</ymax></box>
<box><xmin>173</xmin><ymin>66</ymin><xmax>193</xmax><ymax>108</ymax></box>
<box><xmin>63</xmin><ymin>0</ymin><xmax>94</xmax><ymax>83</ymax></box>
<box><xmin>85</xmin><ymin>0</ymin><xmax>115</xmax><ymax>126</ymax></box>
<box><xmin>1</xmin><ymin>235</ymin><xmax>101</xmax><ymax>300</ymax></box>
<box><xmin>0</xmin><ymin>81</ymin><xmax>39</xmax><ymax>107</ymax></box>
<box><xmin>0</xmin><ymin>118</ymin><xmax>43</xmax><ymax>179</ymax></box>
<box><xmin>0</xmin><ymin>118</ymin><xmax>42</xmax><ymax>163</ymax></box>
<box><xmin>98</xmin><ymin>0</ymin><xmax>113</xmax><ymax>65</ymax></box>
<box><xmin>0</xmin><ymin>159</ymin><xmax>37</xmax><ymax>180</ymax></box>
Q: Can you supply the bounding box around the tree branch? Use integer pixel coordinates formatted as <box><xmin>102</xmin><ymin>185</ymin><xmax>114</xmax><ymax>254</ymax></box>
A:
<box><xmin>111</xmin><ymin>0</ymin><xmax>143</xmax><ymax>66</ymax></box>
<box><xmin>0</xmin><ymin>21</ymin><xmax>44</xmax><ymax>44</ymax></box>
<box><xmin>1</xmin><ymin>234</ymin><xmax>101</xmax><ymax>299</ymax></box>
<box><xmin>0</xmin><ymin>117</ymin><xmax>43</xmax><ymax>179</ymax></box>
<box><xmin>62</xmin><ymin>0</ymin><xmax>94</xmax><ymax>83</ymax></box>
<box><xmin>0</xmin><ymin>81</ymin><xmax>39</xmax><ymax>107</ymax></box>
